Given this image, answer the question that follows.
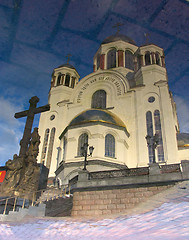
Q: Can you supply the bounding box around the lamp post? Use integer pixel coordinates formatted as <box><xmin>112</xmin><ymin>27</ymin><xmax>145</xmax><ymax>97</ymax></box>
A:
<box><xmin>81</xmin><ymin>143</ymin><xmax>94</xmax><ymax>170</ymax></box>
<box><xmin>145</xmin><ymin>133</ymin><xmax>159</xmax><ymax>163</ymax></box>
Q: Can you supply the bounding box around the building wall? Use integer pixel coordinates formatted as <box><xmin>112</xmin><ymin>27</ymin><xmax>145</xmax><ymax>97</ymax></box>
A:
<box><xmin>38</xmin><ymin>66</ymin><xmax>180</xmax><ymax>177</ymax></box>
<box><xmin>134</xmin><ymin>65</ymin><xmax>178</xmax><ymax>165</ymax></box>
<box><xmin>71</xmin><ymin>184</ymin><xmax>173</xmax><ymax>217</ymax></box>
<box><xmin>37</xmin><ymin>38</ymin><xmax>189</xmax><ymax>182</ymax></box>
<box><xmin>178</xmin><ymin>148</ymin><xmax>189</xmax><ymax>161</ymax></box>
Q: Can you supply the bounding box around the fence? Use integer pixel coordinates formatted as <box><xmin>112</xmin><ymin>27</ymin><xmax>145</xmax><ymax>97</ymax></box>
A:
<box><xmin>0</xmin><ymin>184</ymin><xmax>71</xmax><ymax>215</ymax></box>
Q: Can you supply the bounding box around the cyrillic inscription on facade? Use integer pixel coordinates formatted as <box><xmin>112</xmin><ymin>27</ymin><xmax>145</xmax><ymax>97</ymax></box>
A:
<box><xmin>77</xmin><ymin>76</ymin><xmax>122</xmax><ymax>103</ymax></box>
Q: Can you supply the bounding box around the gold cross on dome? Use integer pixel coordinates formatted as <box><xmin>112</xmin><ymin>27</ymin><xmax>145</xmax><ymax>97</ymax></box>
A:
<box><xmin>144</xmin><ymin>32</ymin><xmax>150</xmax><ymax>44</ymax></box>
<box><xmin>112</xmin><ymin>22</ymin><xmax>124</xmax><ymax>34</ymax></box>
<box><xmin>66</xmin><ymin>54</ymin><xmax>72</xmax><ymax>64</ymax></box>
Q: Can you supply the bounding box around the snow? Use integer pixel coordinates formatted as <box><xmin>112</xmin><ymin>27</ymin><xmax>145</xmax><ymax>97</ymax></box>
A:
<box><xmin>0</xmin><ymin>201</ymin><xmax>189</xmax><ymax>240</ymax></box>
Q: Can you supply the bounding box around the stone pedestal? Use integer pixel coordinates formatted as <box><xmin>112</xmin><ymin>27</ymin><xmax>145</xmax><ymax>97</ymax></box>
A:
<box><xmin>78</xmin><ymin>170</ymin><xmax>89</xmax><ymax>182</ymax></box>
<box><xmin>149</xmin><ymin>163</ymin><xmax>161</xmax><ymax>175</ymax></box>
<box><xmin>181</xmin><ymin>160</ymin><xmax>189</xmax><ymax>179</ymax></box>
<box><xmin>77</xmin><ymin>170</ymin><xmax>89</xmax><ymax>188</ymax></box>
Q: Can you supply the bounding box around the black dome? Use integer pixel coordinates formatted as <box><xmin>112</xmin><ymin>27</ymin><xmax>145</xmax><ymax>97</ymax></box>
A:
<box><xmin>102</xmin><ymin>33</ymin><xmax>136</xmax><ymax>45</ymax></box>
<box><xmin>57</xmin><ymin>63</ymin><xmax>76</xmax><ymax>69</ymax></box>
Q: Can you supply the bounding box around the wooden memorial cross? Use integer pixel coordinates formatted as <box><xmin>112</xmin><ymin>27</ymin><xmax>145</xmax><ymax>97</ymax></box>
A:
<box><xmin>15</xmin><ymin>96</ymin><xmax>50</xmax><ymax>157</ymax></box>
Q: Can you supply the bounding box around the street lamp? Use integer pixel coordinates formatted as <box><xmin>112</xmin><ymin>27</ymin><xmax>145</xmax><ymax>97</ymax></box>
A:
<box><xmin>145</xmin><ymin>133</ymin><xmax>159</xmax><ymax>163</ymax></box>
<box><xmin>81</xmin><ymin>143</ymin><xmax>94</xmax><ymax>170</ymax></box>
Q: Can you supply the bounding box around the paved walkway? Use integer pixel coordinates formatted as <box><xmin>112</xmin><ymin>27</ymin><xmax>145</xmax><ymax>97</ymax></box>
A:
<box><xmin>0</xmin><ymin>181</ymin><xmax>189</xmax><ymax>240</ymax></box>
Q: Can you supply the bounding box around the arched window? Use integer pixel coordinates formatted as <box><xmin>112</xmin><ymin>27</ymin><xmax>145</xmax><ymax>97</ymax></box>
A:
<box><xmin>91</xmin><ymin>90</ymin><xmax>106</xmax><ymax>109</ymax></box>
<box><xmin>62</xmin><ymin>136</ymin><xmax>67</xmax><ymax>161</ymax></box>
<box><xmin>40</xmin><ymin>128</ymin><xmax>50</xmax><ymax>163</ymax></box>
<box><xmin>78</xmin><ymin>133</ymin><xmax>88</xmax><ymax>156</ymax></box>
<box><xmin>154</xmin><ymin>110</ymin><xmax>164</xmax><ymax>162</ymax></box>
<box><xmin>145</xmin><ymin>52</ymin><xmax>151</xmax><ymax>65</ymax></box>
<box><xmin>57</xmin><ymin>74</ymin><xmax>61</xmax><ymax>86</ymax></box>
<box><xmin>125</xmin><ymin>50</ymin><xmax>134</xmax><ymax>70</ymax></box>
<box><xmin>46</xmin><ymin>127</ymin><xmax>56</xmax><ymax>169</ymax></box>
<box><xmin>146</xmin><ymin>111</ymin><xmax>154</xmax><ymax>163</ymax></box>
<box><xmin>71</xmin><ymin>77</ymin><xmax>75</xmax><ymax>88</ymax></box>
<box><xmin>56</xmin><ymin>147</ymin><xmax>62</xmax><ymax>168</ymax></box>
<box><xmin>65</xmin><ymin>74</ymin><xmax>70</xmax><ymax>87</ymax></box>
<box><xmin>155</xmin><ymin>52</ymin><xmax>161</xmax><ymax>66</ymax></box>
<box><xmin>146</xmin><ymin>110</ymin><xmax>165</xmax><ymax>163</ymax></box>
<box><xmin>105</xmin><ymin>134</ymin><xmax>115</xmax><ymax>158</ymax></box>
<box><xmin>97</xmin><ymin>54</ymin><xmax>100</xmax><ymax>70</ymax></box>
<box><xmin>107</xmin><ymin>49</ymin><xmax>116</xmax><ymax>69</ymax></box>
<box><xmin>137</xmin><ymin>55</ymin><xmax>141</xmax><ymax>70</ymax></box>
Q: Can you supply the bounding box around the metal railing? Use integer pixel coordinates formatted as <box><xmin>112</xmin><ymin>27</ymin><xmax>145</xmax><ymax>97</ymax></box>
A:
<box><xmin>0</xmin><ymin>184</ymin><xmax>72</xmax><ymax>215</ymax></box>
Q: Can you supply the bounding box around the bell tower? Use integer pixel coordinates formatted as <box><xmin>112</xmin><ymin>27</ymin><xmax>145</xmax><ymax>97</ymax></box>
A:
<box><xmin>51</xmin><ymin>63</ymin><xmax>80</xmax><ymax>89</ymax></box>
<box><xmin>49</xmin><ymin>63</ymin><xmax>80</xmax><ymax>108</ymax></box>
<box><xmin>38</xmin><ymin>62</ymin><xmax>80</xmax><ymax>177</ymax></box>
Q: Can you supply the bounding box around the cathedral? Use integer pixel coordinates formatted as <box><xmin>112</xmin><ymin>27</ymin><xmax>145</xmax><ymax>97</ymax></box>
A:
<box><xmin>37</xmin><ymin>32</ymin><xmax>189</xmax><ymax>185</ymax></box>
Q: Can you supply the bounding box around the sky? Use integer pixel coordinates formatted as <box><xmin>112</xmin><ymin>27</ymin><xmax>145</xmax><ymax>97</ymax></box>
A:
<box><xmin>0</xmin><ymin>0</ymin><xmax>189</xmax><ymax>166</ymax></box>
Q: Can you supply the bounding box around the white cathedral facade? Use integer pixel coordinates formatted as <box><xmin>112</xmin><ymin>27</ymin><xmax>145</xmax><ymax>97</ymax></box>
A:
<box><xmin>37</xmin><ymin>33</ymin><xmax>189</xmax><ymax>185</ymax></box>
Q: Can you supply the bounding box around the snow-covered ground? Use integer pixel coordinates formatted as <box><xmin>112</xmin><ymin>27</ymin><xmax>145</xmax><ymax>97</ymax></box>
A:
<box><xmin>0</xmin><ymin>182</ymin><xmax>189</xmax><ymax>240</ymax></box>
<box><xmin>0</xmin><ymin>200</ymin><xmax>189</xmax><ymax>239</ymax></box>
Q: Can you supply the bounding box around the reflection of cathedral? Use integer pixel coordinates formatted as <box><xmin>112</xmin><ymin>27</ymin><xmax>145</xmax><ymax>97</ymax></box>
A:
<box><xmin>37</xmin><ymin>33</ymin><xmax>189</xmax><ymax>185</ymax></box>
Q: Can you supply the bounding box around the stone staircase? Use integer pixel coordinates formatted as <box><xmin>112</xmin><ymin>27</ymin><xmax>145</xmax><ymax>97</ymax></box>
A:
<box><xmin>0</xmin><ymin>203</ymin><xmax>46</xmax><ymax>221</ymax></box>
<box><xmin>36</xmin><ymin>186</ymin><xmax>71</xmax><ymax>203</ymax></box>
<box><xmin>45</xmin><ymin>196</ymin><xmax>73</xmax><ymax>217</ymax></box>
<box><xmin>35</xmin><ymin>186</ymin><xmax>73</xmax><ymax>217</ymax></box>
<box><xmin>0</xmin><ymin>186</ymin><xmax>73</xmax><ymax>221</ymax></box>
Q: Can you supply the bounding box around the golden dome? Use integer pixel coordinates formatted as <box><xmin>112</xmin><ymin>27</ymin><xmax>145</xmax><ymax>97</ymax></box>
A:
<box><xmin>69</xmin><ymin>109</ymin><xmax>126</xmax><ymax>129</ymax></box>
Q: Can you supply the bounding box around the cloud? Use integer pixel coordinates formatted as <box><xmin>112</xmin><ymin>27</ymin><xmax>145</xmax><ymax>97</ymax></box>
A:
<box><xmin>174</xmin><ymin>95</ymin><xmax>189</xmax><ymax>133</ymax></box>
<box><xmin>0</xmin><ymin>97</ymin><xmax>24</xmax><ymax>166</ymax></box>
<box><xmin>0</xmin><ymin>97</ymin><xmax>23</xmax><ymax>126</ymax></box>
<box><xmin>0</xmin><ymin>127</ymin><xmax>21</xmax><ymax>165</ymax></box>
